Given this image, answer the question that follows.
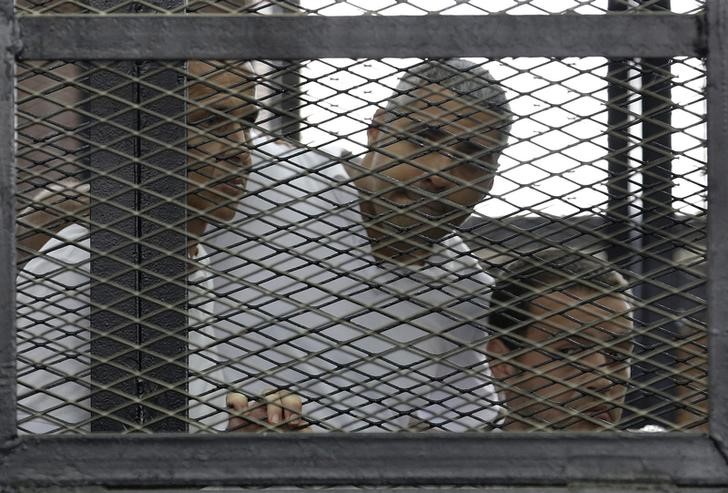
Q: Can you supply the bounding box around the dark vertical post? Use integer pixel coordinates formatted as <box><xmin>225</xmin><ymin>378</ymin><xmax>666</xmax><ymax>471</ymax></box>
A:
<box><xmin>135</xmin><ymin>58</ymin><xmax>187</xmax><ymax>432</ymax></box>
<box><xmin>0</xmin><ymin>0</ymin><xmax>17</xmax><ymax>442</ymax></box>
<box><xmin>87</xmin><ymin>51</ymin><xmax>141</xmax><ymax>431</ymax></box>
<box><xmin>604</xmin><ymin>11</ymin><xmax>644</xmax><ymax>426</ymax></box>
<box><xmin>606</xmin><ymin>0</ymin><xmax>634</xmax><ymax>269</ymax></box>
<box><xmin>89</xmin><ymin>0</ymin><xmax>186</xmax><ymax>431</ymax></box>
<box><xmin>707</xmin><ymin>0</ymin><xmax>728</xmax><ymax>444</ymax></box>
<box><xmin>271</xmin><ymin>1</ymin><xmax>302</xmax><ymax>141</ymax></box>
<box><xmin>632</xmin><ymin>0</ymin><xmax>679</xmax><ymax>428</ymax></box>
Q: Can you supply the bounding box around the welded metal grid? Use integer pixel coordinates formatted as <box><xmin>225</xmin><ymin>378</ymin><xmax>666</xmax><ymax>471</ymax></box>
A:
<box><xmin>2</xmin><ymin>0</ymin><xmax>728</xmax><ymax>491</ymax></box>
<box><xmin>13</xmin><ymin>54</ymin><xmax>708</xmax><ymax>434</ymax></box>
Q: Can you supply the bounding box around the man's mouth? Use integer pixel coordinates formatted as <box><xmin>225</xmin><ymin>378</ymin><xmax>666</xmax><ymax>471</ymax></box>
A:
<box><xmin>212</xmin><ymin>180</ymin><xmax>244</xmax><ymax>197</ymax></box>
<box><xmin>213</xmin><ymin>175</ymin><xmax>245</xmax><ymax>188</ymax></box>
<box><xmin>383</xmin><ymin>192</ymin><xmax>450</xmax><ymax>218</ymax></box>
<box><xmin>416</xmin><ymin>202</ymin><xmax>450</xmax><ymax>218</ymax></box>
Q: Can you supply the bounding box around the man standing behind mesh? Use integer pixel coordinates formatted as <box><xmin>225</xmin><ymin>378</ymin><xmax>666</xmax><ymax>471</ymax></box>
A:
<box><xmin>14</xmin><ymin>61</ymin><xmax>306</xmax><ymax>433</ymax></box>
<box><xmin>205</xmin><ymin>59</ymin><xmax>513</xmax><ymax>431</ymax></box>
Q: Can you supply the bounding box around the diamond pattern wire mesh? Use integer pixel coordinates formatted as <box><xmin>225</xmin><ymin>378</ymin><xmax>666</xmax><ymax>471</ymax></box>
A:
<box><xmin>15</xmin><ymin>53</ymin><xmax>707</xmax><ymax>434</ymax></box>
<box><xmin>14</xmin><ymin>0</ymin><xmax>705</xmax><ymax>15</ymax></box>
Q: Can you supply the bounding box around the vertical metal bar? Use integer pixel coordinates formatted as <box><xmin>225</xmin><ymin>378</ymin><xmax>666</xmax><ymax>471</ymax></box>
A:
<box><xmin>635</xmin><ymin>0</ymin><xmax>678</xmax><ymax>428</ymax></box>
<box><xmin>135</xmin><ymin>56</ymin><xmax>187</xmax><ymax>432</ymax></box>
<box><xmin>86</xmin><ymin>0</ymin><xmax>145</xmax><ymax>435</ymax></box>
<box><xmin>87</xmin><ymin>56</ymin><xmax>141</xmax><ymax>431</ymax></box>
<box><xmin>271</xmin><ymin>1</ymin><xmax>302</xmax><ymax>141</ymax></box>
<box><xmin>0</xmin><ymin>0</ymin><xmax>17</xmax><ymax>442</ymax></box>
<box><xmin>605</xmin><ymin>12</ymin><xmax>644</xmax><ymax>424</ymax></box>
<box><xmin>86</xmin><ymin>0</ymin><xmax>140</xmax><ymax>433</ymax></box>
<box><xmin>89</xmin><ymin>0</ymin><xmax>186</xmax><ymax>432</ymax></box>
<box><xmin>606</xmin><ymin>61</ymin><xmax>633</xmax><ymax>267</ymax></box>
<box><xmin>707</xmin><ymin>0</ymin><xmax>728</xmax><ymax>449</ymax></box>
<box><xmin>606</xmin><ymin>0</ymin><xmax>634</xmax><ymax>270</ymax></box>
<box><xmin>132</xmin><ymin>0</ymin><xmax>187</xmax><ymax>432</ymax></box>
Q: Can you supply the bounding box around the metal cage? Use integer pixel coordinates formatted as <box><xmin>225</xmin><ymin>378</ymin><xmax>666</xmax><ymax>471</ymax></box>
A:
<box><xmin>1</xmin><ymin>0</ymin><xmax>727</xmax><ymax>490</ymax></box>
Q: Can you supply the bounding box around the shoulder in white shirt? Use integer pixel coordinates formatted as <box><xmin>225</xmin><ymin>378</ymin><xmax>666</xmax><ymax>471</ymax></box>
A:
<box><xmin>17</xmin><ymin>224</ymin><xmax>221</xmax><ymax>433</ymax></box>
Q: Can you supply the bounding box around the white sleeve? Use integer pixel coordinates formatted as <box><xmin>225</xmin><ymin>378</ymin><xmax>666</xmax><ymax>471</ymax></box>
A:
<box><xmin>414</xmin><ymin>263</ymin><xmax>501</xmax><ymax>431</ymax></box>
<box><xmin>416</xmin><ymin>348</ymin><xmax>501</xmax><ymax>432</ymax></box>
<box><xmin>187</xmin><ymin>252</ymin><xmax>229</xmax><ymax>432</ymax></box>
<box><xmin>16</xmin><ymin>242</ymin><xmax>91</xmax><ymax>434</ymax></box>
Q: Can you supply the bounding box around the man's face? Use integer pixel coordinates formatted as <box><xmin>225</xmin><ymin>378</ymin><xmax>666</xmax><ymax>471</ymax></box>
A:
<box><xmin>360</xmin><ymin>83</ymin><xmax>506</xmax><ymax>240</ymax></box>
<box><xmin>186</xmin><ymin>61</ymin><xmax>258</xmax><ymax>224</ymax></box>
<box><xmin>489</xmin><ymin>290</ymin><xmax>634</xmax><ymax>431</ymax></box>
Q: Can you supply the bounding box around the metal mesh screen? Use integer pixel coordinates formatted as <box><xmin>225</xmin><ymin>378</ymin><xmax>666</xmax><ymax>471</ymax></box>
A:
<box><xmin>15</xmin><ymin>54</ymin><xmax>707</xmax><ymax>434</ymax></box>
<box><xmin>14</xmin><ymin>0</ymin><xmax>704</xmax><ymax>15</ymax></box>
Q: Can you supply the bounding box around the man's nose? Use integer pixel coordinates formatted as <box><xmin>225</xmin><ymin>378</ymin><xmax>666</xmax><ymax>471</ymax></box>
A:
<box><xmin>231</xmin><ymin>129</ymin><xmax>253</xmax><ymax>169</ymax></box>
<box><xmin>581</xmin><ymin>352</ymin><xmax>618</xmax><ymax>392</ymax></box>
<box><xmin>216</xmin><ymin>153</ymin><xmax>251</xmax><ymax>181</ymax></box>
<box><xmin>239</xmin><ymin>148</ymin><xmax>252</xmax><ymax>169</ymax></box>
<box><xmin>415</xmin><ymin>154</ymin><xmax>457</xmax><ymax>193</ymax></box>
<box><xmin>213</xmin><ymin>142</ymin><xmax>251</xmax><ymax>169</ymax></box>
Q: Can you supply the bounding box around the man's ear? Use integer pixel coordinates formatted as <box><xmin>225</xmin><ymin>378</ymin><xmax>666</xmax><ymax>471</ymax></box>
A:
<box><xmin>367</xmin><ymin>108</ymin><xmax>388</xmax><ymax>146</ymax></box>
<box><xmin>480</xmin><ymin>176</ymin><xmax>495</xmax><ymax>195</ymax></box>
<box><xmin>486</xmin><ymin>338</ymin><xmax>517</xmax><ymax>381</ymax></box>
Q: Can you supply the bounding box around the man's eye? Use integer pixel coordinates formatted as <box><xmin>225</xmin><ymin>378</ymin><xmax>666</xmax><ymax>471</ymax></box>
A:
<box><xmin>419</xmin><ymin>129</ymin><xmax>443</xmax><ymax>143</ymax></box>
<box><xmin>559</xmin><ymin>347</ymin><xmax>583</xmax><ymax>356</ymax></box>
<box><xmin>463</xmin><ymin>160</ymin><xmax>496</xmax><ymax>175</ymax></box>
<box><xmin>400</xmin><ymin>126</ymin><xmax>440</xmax><ymax>145</ymax></box>
<box><xmin>197</xmin><ymin>115</ymin><xmax>230</xmax><ymax>130</ymax></box>
<box><xmin>605</xmin><ymin>350</ymin><xmax>629</xmax><ymax>363</ymax></box>
<box><xmin>394</xmin><ymin>133</ymin><xmax>417</xmax><ymax>146</ymax></box>
<box><xmin>397</xmin><ymin>132</ymin><xmax>427</xmax><ymax>148</ymax></box>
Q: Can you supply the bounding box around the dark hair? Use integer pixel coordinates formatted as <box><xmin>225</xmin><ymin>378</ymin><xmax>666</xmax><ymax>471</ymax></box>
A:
<box><xmin>489</xmin><ymin>249</ymin><xmax>629</xmax><ymax>350</ymax></box>
<box><xmin>384</xmin><ymin>59</ymin><xmax>513</xmax><ymax>147</ymax></box>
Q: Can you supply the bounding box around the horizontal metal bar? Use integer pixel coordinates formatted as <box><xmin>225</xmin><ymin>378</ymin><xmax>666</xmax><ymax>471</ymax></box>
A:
<box><xmin>106</xmin><ymin>489</ymin><xmax>728</xmax><ymax>493</ymax></box>
<box><xmin>1</xmin><ymin>434</ymin><xmax>727</xmax><ymax>487</ymax></box>
<box><xmin>17</xmin><ymin>14</ymin><xmax>704</xmax><ymax>60</ymax></box>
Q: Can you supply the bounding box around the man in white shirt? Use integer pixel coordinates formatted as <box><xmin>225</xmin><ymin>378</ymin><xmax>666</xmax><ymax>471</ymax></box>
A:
<box><xmin>17</xmin><ymin>61</ymin><xmax>304</xmax><ymax>433</ymax></box>
<box><xmin>205</xmin><ymin>59</ymin><xmax>514</xmax><ymax>431</ymax></box>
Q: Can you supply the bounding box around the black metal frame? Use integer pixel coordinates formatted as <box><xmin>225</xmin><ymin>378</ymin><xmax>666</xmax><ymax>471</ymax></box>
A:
<box><xmin>84</xmin><ymin>0</ymin><xmax>189</xmax><ymax>435</ymax></box>
<box><xmin>2</xmin><ymin>3</ymin><xmax>727</xmax><ymax>489</ymax></box>
<box><xmin>16</xmin><ymin>15</ymin><xmax>702</xmax><ymax>59</ymax></box>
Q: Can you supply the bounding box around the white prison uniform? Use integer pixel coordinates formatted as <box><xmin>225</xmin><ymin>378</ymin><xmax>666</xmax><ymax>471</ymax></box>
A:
<box><xmin>203</xmin><ymin>139</ymin><xmax>499</xmax><ymax>431</ymax></box>
<box><xmin>16</xmin><ymin>223</ymin><xmax>225</xmax><ymax>433</ymax></box>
